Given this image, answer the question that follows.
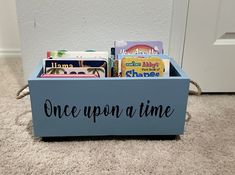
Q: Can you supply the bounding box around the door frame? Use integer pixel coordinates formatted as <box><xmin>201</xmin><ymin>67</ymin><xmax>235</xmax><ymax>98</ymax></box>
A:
<box><xmin>169</xmin><ymin>0</ymin><xmax>189</xmax><ymax>66</ymax></box>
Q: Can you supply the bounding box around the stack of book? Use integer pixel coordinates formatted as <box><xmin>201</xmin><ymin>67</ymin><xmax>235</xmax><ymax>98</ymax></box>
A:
<box><xmin>113</xmin><ymin>41</ymin><xmax>169</xmax><ymax>78</ymax></box>
<box><xmin>41</xmin><ymin>41</ymin><xmax>170</xmax><ymax>78</ymax></box>
<box><xmin>42</xmin><ymin>50</ymin><xmax>109</xmax><ymax>78</ymax></box>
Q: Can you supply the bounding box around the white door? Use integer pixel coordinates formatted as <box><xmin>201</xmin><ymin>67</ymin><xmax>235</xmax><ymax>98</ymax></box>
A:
<box><xmin>183</xmin><ymin>0</ymin><xmax>235</xmax><ymax>92</ymax></box>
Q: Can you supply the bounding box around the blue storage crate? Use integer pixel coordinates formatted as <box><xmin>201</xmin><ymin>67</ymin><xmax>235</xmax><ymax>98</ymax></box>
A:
<box><xmin>28</xmin><ymin>58</ymin><xmax>189</xmax><ymax>137</ymax></box>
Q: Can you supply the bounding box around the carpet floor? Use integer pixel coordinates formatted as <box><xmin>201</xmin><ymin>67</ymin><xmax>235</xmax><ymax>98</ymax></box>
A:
<box><xmin>0</xmin><ymin>57</ymin><xmax>234</xmax><ymax>175</ymax></box>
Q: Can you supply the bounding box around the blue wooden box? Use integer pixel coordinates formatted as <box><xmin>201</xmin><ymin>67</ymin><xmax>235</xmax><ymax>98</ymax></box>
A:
<box><xmin>28</xmin><ymin>58</ymin><xmax>189</xmax><ymax>137</ymax></box>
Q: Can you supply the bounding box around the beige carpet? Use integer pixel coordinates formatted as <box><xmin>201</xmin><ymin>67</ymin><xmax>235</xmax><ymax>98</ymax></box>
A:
<box><xmin>0</xmin><ymin>57</ymin><xmax>234</xmax><ymax>175</ymax></box>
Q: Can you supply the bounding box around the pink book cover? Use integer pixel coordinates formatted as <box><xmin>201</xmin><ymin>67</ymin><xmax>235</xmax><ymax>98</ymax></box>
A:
<box><xmin>114</xmin><ymin>41</ymin><xmax>164</xmax><ymax>59</ymax></box>
<box><xmin>40</xmin><ymin>74</ymin><xmax>98</xmax><ymax>78</ymax></box>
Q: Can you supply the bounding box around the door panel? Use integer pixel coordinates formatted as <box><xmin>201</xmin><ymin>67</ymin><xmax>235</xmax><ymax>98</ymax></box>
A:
<box><xmin>215</xmin><ymin>0</ymin><xmax>235</xmax><ymax>41</ymax></box>
<box><xmin>183</xmin><ymin>0</ymin><xmax>235</xmax><ymax>92</ymax></box>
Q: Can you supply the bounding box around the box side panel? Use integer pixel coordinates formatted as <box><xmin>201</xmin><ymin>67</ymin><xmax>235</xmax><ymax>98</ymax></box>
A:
<box><xmin>29</xmin><ymin>61</ymin><xmax>42</xmax><ymax>79</ymax></box>
<box><xmin>29</xmin><ymin>78</ymin><xmax>189</xmax><ymax>137</ymax></box>
<box><xmin>169</xmin><ymin>57</ymin><xmax>188</xmax><ymax>78</ymax></box>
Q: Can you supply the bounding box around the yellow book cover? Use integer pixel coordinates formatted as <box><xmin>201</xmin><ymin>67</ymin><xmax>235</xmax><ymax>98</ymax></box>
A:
<box><xmin>121</xmin><ymin>57</ymin><xmax>165</xmax><ymax>77</ymax></box>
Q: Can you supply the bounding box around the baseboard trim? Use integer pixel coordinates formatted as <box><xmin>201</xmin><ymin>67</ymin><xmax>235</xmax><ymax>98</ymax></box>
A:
<box><xmin>0</xmin><ymin>49</ymin><xmax>21</xmax><ymax>57</ymax></box>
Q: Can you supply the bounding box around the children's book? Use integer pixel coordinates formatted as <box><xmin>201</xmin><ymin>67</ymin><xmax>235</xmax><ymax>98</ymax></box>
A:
<box><xmin>122</xmin><ymin>57</ymin><xmax>165</xmax><ymax>77</ymax></box>
<box><xmin>44</xmin><ymin>59</ymin><xmax>108</xmax><ymax>77</ymax></box>
<box><xmin>41</xmin><ymin>74</ymin><xmax>98</xmax><ymax>78</ymax></box>
<box><xmin>45</xmin><ymin>67</ymin><xmax>105</xmax><ymax>78</ymax></box>
<box><xmin>47</xmin><ymin>50</ymin><xmax>109</xmax><ymax>61</ymax></box>
<box><xmin>117</xmin><ymin>54</ymin><xmax>170</xmax><ymax>77</ymax></box>
<box><xmin>46</xmin><ymin>50</ymin><xmax>110</xmax><ymax>76</ymax></box>
<box><xmin>114</xmin><ymin>41</ymin><xmax>163</xmax><ymax>59</ymax></box>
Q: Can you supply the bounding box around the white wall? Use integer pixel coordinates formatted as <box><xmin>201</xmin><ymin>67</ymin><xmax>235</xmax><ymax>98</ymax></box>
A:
<box><xmin>0</xmin><ymin>0</ymin><xmax>20</xmax><ymax>54</ymax></box>
<box><xmin>16</xmin><ymin>0</ymin><xmax>174</xmax><ymax>80</ymax></box>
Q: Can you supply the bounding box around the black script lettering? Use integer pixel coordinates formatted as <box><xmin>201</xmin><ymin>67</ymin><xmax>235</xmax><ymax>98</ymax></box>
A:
<box><xmin>165</xmin><ymin>106</ymin><xmax>174</xmax><ymax>117</ymax></box>
<box><xmin>84</xmin><ymin>106</ymin><xmax>100</xmax><ymax>123</ymax></box>
<box><xmin>102</xmin><ymin>105</ymin><xmax>123</xmax><ymax>118</ymax></box>
<box><xmin>43</xmin><ymin>99</ymin><xmax>81</xmax><ymax>118</ymax></box>
<box><xmin>126</xmin><ymin>106</ymin><xmax>136</xmax><ymax>118</ymax></box>
<box><xmin>103</xmin><ymin>105</ymin><xmax>111</xmax><ymax>116</ymax></box>
<box><xmin>83</xmin><ymin>105</ymin><xmax>123</xmax><ymax>123</ymax></box>
<box><xmin>139</xmin><ymin>100</ymin><xmax>151</xmax><ymax>117</ymax></box>
<box><xmin>53</xmin><ymin>105</ymin><xmax>62</xmax><ymax>118</ymax></box>
<box><xmin>71</xmin><ymin>106</ymin><xmax>80</xmax><ymax>118</ymax></box>
<box><xmin>84</xmin><ymin>106</ymin><xmax>98</xmax><ymax>123</ymax></box>
<box><xmin>139</xmin><ymin>100</ymin><xmax>174</xmax><ymax>118</ymax></box>
<box><xmin>64</xmin><ymin>105</ymin><xmax>70</xmax><ymax>116</ymax></box>
<box><xmin>109</xmin><ymin>105</ymin><xmax>123</xmax><ymax>118</ymax></box>
<box><xmin>149</xmin><ymin>105</ymin><xmax>164</xmax><ymax>118</ymax></box>
<box><xmin>44</xmin><ymin>99</ymin><xmax>52</xmax><ymax>117</ymax></box>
